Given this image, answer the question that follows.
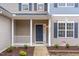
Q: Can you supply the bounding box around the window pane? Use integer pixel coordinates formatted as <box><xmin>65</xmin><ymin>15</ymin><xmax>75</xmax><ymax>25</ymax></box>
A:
<box><xmin>22</xmin><ymin>4</ymin><xmax>28</xmax><ymax>10</ymax></box>
<box><xmin>67</xmin><ymin>31</ymin><xmax>73</xmax><ymax>37</ymax></box>
<box><xmin>67</xmin><ymin>3</ymin><xmax>74</xmax><ymax>6</ymax></box>
<box><xmin>59</xmin><ymin>23</ymin><xmax>65</xmax><ymax>29</ymax></box>
<box><xmin>67</xmin><ymin>23</ymin><xmax>73</xmax><ymax>29</ymax></box>
<box><xmin>59</xmin><ymin>3</ymin><xmax>65</xmax><ymax>6</ymax></box>
<box><xmin>44</xmin><ymin>3</ymin><xmax>48</xmax><ymax>11</ymax></box>
<box><xmin>38</xmin><ymin>4</ymin><xmax>43</xmax><ymax>10</ymax></box>
<box><xmin>59</xmin><ymin>31</ymin><xmax>65</xmax><ymax>37</ymax></box>
<box><xmin>34</xmin><ymin>3</ymin><xmax>37</xmax><ymax>11</ymax></box>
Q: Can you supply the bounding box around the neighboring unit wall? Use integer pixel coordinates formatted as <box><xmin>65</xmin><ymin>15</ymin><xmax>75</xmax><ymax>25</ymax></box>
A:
<box><xmin>50</xmin><ymin>3</ymin><xmax>79</xmax><ymax>14</ymax></box>
<box><xmin>0</xmin><ymin>15</ymin><xmax>11</xmax><ymax>52</ymax></box>
<box><xmin>51</xmin><ymin>16</ymin><xmax>79</xmax><ymax>46</ymax></box>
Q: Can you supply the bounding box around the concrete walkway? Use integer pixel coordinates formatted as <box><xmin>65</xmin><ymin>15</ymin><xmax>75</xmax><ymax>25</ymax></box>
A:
<box><xmin>33</xmin><ymin>46</ymin><xmax>49</xmax><ymax>56</ymax></box>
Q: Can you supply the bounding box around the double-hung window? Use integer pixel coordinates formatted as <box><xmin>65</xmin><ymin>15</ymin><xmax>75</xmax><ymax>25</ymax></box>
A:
<box><xmin>37</xmin><ymin>3</ymin><xmax>44</xmax><ymax>11</ymax></box>
<box><xmin>22</xmin><ymin>3</ymin><xmax>29</xmax><ymax>11</ymax></box>
<box><xmin>58</xmin><ymin>3</ymin><xmax>75</xmax><ymax>7</ymax></box>
<box><xmin>58</xmin><ymin>3</ymin><xmax>65</xmax><ymax>7</ymax></box>
<box><xmin>67</xmin><ymin>23</ymin><xmax>73</xmax><ymax>37</ymax></box>
<box><xmin>57</xmin><ymin>21</ymin><xmax>74</xmax><ymax>38</ymax></box>
<box><xmin>58</xmin><ymin>23</ymin><xmax>65</xmax><ymax>37</ymax></box>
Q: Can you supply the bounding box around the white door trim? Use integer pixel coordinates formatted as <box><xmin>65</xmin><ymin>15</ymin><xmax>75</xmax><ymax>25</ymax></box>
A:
<box><xmin>34</xmin><ymin>23</ymin><xmax>46</xmax><ymax>44</ymax></box>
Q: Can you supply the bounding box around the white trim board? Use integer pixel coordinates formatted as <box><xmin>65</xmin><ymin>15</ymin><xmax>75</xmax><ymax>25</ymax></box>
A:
<box><xmin>52</xmin><ymin>14</ymin><xmax>79</xmax><ymax>16</ymax></box>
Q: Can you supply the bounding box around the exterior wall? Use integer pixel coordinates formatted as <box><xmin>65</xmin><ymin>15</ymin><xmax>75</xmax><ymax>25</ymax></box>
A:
<box><xmin>0</xmin><ymin>3</ymin><xmax>19</xmax><ymax>13</ymax></box>
<box><xmin>14</xmin><ymin>20</ymin><xmax>30</xmax><ymax>36</ymax></box>
<box><xmin>14</xmin><ymin>20</ymin><xmax>30</xmax><ymax>44</ymax></box>
<box><xmin>32</xmin><ymin>20</ymin><xmax>48</xmax><ymax>44</ymax></box>
<box><xmin>14</xmin><ymin>20</ymin><xmax>48</xmax><ymax>45</ymax></box>
<box><xmin>50</xmin><ymin>3</ymin><xmax>79</xmax><ymax>14</ymax></box>
<box><xmin>1</xmin><ymin>3</ymin><xmax>79</xmax><ymax>14</ymax></box>
<box><xmin>0</xmin><ymin>15</ymin><xmax>11</xmax><ymax>52</ymax></box>
<box><xmin>51</xmin><ymin>16</ymin><xmax>79</xmax><ymax>46</ymax></box>
<box><xmin>0</xmin><ymin>3</ymin><xmax>48</xmax><ymax>13</ymax></box>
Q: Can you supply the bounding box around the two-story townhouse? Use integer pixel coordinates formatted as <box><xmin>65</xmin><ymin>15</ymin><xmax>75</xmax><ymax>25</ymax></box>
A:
<box><xmin>0</xmin><ymin>3</ymin><xmax>79</xmax><ymax>53</ymax></box>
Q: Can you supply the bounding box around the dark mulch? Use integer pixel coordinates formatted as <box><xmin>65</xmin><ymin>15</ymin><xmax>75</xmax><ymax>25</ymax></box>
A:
<box><xmin>0</xmin><ymin>47</ymin><xmax>34</xmax><ymax>56</ymax></box>
<box><xmin>47</xmin><ymin>46</ymin><xmax>79</xmax><ymax>56</ymax></box>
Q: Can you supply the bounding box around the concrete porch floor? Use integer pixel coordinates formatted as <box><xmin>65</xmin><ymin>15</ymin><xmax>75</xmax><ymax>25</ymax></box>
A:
<box><xmin>33</xmin><ymin>46</ymin><xmax>49</xmax><ymax>56</ymax></box>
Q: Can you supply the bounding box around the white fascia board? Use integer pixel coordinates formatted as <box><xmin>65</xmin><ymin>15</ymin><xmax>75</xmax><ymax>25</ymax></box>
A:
<box><xmin>52</xmin><ymin>14</ymin><xmax>79</xmax><ymax>16</ymax></box>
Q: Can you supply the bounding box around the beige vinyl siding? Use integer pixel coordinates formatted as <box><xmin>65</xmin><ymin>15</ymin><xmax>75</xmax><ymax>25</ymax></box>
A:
<box><xmin>0</xmin><ymin>3</ymin><xmax>47</xmax><ymax>13</ymax></box>
<box><xmin>14</xmin><ymin>20</ymin><xmax>30</xmax><ymax>36</ymax></box>
<box><xmin>0</xmin><ymin>15</ymin><xmax>11</xmax><ymax>52</ymax></box>
<box><xmin>51</xmin><ymin>16</ymin><xmax>79</xmax><ymax>46</ymax></box>
<box><xmin>14</xmin><ymin>20</ymin><xmax>30</xmax><ymax>44</ymax></box>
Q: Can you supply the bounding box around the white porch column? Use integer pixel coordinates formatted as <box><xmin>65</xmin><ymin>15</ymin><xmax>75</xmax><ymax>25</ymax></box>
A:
<box><xmin>48</xmin><ymin>19</ymin><xmax>51</xmax><ymax>46</ymax></box>
<box><xmin>12</xmin><ymin>19</ymin><xmax>14</xmax><ymax>46</ymax></box>
<box><xmin>30</xmin><ymin>19</ymin><xmax>32</xmax><ymax>46</ymax></box>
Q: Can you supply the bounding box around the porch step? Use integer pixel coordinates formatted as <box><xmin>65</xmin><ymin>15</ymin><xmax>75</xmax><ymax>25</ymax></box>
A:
<box><xmin>33</xmin><ymin>46</ymin><xmax>49</xmax><ymax>56</ymax></box>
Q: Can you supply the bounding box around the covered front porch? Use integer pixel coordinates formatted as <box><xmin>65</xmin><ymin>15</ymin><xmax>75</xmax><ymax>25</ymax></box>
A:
<box><xmin>12</xmin><ymin>15</ymin><xmax>51</xmax><ymax>46</ymax></box>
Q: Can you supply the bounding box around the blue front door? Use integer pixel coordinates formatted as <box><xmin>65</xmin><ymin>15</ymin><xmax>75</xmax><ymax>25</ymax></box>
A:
<box><xmin>36</xmin><ymin>25</ymin><xmax>43</xmax><ymax>42</ymax></box>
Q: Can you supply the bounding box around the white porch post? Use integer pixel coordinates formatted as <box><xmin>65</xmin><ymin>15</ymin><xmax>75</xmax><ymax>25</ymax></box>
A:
<box><xmin>48</xmin><ymin>19</ymin><xmax>51</xmax><ymax>46</ymax></box>
<box><xmin>12</xmin><ymin>19</ymin><xmax>14</xmax><ymax>46</ymax></box>
<box><xmin>30</xmin><ymin>19</ymin><xmax>32</xmax><ymax>46</ymax></box>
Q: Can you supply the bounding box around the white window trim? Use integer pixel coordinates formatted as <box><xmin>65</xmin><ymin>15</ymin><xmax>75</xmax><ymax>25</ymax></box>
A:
<box><xmin>22</xmin><ymin>3</ymin><xmax>29</xmax><ymax>11</ymax></box>
<box><xmin>58</xmin><ymin>3</ymin><xmax>75</xmax><ymax>7</ymax></box>
<box><xmin>32</xmin><ymin>3</ymin><xmax>34</xmax><ymax>11</ymax></box>
<box><xmin>37</xmin><ymin>3</ymin><xmax>44</xmax><ymax>11</ymax></box>
<box><xmin>57</xmin><ymin>20</ymin><xmax>74</xmax><ymax>38</ymax></box>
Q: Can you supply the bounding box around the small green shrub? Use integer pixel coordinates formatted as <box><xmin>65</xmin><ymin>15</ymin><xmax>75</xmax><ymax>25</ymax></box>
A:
<box><xmin>66</xmin><ymin>43</ymin><xmax>70</xmax><ymax>48</ymax></box>
<box><xmin>54</xmin><ymin>44</ymin><xmax>59</xmax><ymax>48</ymax></box>
<box><xmin>6</xmin><ymin>46</ymin><xmax>14</xmax><ymax>52</ymax></box>
<box><xmin>24</xmin><ymin>45</ymin><xmax>28</xmax><ymax>49</ymax></box>
<box><xmin>19</xmin><ymin>50</ymin><xmax>28</xmax><ymax>56</ymax></box>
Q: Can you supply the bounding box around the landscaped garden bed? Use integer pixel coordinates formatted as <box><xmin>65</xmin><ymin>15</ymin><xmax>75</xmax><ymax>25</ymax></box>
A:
<box><xmin>0</xmin><ymin>46</ymin><xmax>34</xmax><ymax>56</ymax></box>
<box><xmin>47</xmin><ymin>46</ymin><xmax>79</xmax><ymax>56</ymax></box>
